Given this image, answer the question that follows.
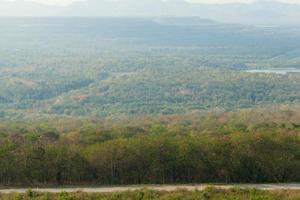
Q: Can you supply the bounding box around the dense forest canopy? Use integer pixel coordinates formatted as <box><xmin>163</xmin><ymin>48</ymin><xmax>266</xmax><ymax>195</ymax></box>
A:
<box><xmin>0</xmin><ymin>110</ymin><xmax>299</xmax><ymax>185</ymax></box>
<box><xmin>1</xmin><ymin>18</ymin><xmax>300</xmax><ymax>119</ymax></box>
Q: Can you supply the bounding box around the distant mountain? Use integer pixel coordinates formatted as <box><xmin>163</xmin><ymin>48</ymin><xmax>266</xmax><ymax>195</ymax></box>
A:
<box><xmin>65</xmin><ymin>0</ymin><xmax>300</xmax><ymax>26</ymax></box>
<box><xmin>0</xmin><ymin>0</ymin><xmax>64</xmax><ymax>16</ymax></box>
<box><xmin>1</xmin><ymin>0</ymin><xmax>300</xmax><ymax>26</ymax></box>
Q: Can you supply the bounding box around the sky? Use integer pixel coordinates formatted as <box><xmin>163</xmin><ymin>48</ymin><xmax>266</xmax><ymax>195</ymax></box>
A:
<box><xmin>4</xmin><ymin>0</ymin><xmax>84</xmax><ymax>6</ymax></box>
<box><xmin>2</xmin><ymin>0</ymin><xmax>300</xmax><ymax>6</ymax></box>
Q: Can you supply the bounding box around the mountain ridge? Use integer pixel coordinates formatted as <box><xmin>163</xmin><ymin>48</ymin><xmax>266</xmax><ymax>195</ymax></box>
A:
<box><xmin>0</xmin><ymin>0</ymin><xmax>300</xmax><ymax>25</ymax></box>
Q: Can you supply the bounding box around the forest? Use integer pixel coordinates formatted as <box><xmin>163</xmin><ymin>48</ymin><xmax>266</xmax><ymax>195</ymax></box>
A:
<box><xmin>1</xmin><ymin>17</ymin><xmax>300</xmax><ymax>189</ymax></box>
<box><xmin>0</xmin><ymin>110</ymin><xmax>299</xmax><ymax>185</ymax></box>
<box><xmin>1</xmin><ymin>18</ymin><xmax>300</xmax><ymax>119</ymax></box>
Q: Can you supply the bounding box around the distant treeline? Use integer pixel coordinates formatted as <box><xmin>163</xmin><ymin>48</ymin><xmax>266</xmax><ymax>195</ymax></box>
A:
<box><xmin>0</xmin><ymin>110</ymin><xmax>300</xmax><ymax>185</ymax></box>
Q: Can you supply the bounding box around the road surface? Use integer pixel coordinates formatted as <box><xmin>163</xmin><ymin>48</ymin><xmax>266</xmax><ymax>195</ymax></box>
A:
<box><xmin>0</xmin><ymin>184</ymin><xmax>300</xmax><ymax>194</ymax></box>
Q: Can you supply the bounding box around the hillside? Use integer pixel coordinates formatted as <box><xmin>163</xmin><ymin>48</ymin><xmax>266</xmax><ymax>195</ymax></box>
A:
<box><xmin>1</xmin><ymin>17</ymin><xmax>300</xmax><ymax>119</ymax></box>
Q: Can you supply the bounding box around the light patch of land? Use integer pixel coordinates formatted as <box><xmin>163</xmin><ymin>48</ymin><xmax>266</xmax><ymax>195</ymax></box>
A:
<box><xmin>1</xmin><ymin>184</ymin><xmax>300</xmax><ymax>194</ymax></box>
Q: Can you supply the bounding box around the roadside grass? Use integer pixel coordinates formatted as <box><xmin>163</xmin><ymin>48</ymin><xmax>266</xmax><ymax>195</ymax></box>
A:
<box><xmin>1</xmin><ymin>188</ymin><xmax>300</xmax><ymax>200</ymax></box>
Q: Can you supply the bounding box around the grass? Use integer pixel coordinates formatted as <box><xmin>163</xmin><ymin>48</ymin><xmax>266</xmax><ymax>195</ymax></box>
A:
<box><xmin>1</xmin><ymin>188</ymin><xmax>300</xmax><ymax>200</ymax></box>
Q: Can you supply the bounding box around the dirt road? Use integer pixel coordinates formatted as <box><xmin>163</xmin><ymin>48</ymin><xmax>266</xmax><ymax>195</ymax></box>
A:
<box><xmin>0</xmin><ymin>184</ymin><xmax>300</xmax><ymax>194</ymax></box>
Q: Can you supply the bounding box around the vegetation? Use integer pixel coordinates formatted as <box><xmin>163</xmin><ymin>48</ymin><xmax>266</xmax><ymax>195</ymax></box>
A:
<box><xmin>0</xmin><ymin>110</ymin><xmax>299</xmax><ymax>185</ymax></box>
<box><xmin>1</xmin><ymin>188</ymin><xmax>300</xmax><ymax>200</ymax></box>
<box><xmin>1</xmin><ymin>17</ymin><xmax>300</xmax><ymax>192</ymax></box>
<box><xmin>1</xmin><ymin>18</ymin><xmax>300</xmax><ymax>119</ymax></box>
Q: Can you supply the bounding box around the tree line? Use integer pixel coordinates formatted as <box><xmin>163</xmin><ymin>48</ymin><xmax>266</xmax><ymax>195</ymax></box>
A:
<box><xmin>0</xmin><ymin>111</ymin><xmax>299</xmax><ymax>185</ymax></box>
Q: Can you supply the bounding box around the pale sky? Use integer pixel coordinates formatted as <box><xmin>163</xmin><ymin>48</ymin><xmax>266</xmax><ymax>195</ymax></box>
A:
<box><xmin>188</xmin><ymin>0</ymin><xmax>300</xmax><ymax>4</ymax></box>
<box><xmin>3</xmin><ymin>0</ymin><xmax>300</xmax><ymax>6</ymax></box>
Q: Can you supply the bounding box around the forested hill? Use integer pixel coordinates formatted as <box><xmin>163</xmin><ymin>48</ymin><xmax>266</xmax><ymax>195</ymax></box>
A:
<box><xmin>1</xmin><ymin>17</ymin><xmax>300</xmax><ymax>187</ymax></box>
<box><xmin>1</xmin><ymin>17</ymin><xmax>300</xmax><ymax>119</ymax></box>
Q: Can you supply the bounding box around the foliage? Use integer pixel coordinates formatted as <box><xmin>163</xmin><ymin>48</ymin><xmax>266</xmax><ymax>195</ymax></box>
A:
<box><xmin>0</xmin><ymin>110</ymin><xmax>299</xmax><ymax>185</ymax></box>
<box><xmin>1</xmin><ymin>18</ymin><xmax>300</xmax><ymax>119</ymax></box>
<box><xmin>1</xmin><ymin>189</ymin><xmax>300</xmax><ymax>200</ymax></box>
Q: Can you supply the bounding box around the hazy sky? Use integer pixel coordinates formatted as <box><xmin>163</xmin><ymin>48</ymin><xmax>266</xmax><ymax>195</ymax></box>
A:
<box><xmin>3</xmin><ymin>0</ymin><xmax>300</xmax><ymax>6</ymax></box>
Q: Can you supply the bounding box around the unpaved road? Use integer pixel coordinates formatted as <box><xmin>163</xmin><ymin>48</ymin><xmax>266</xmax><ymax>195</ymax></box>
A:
<box><xmin>0</xmin><ymin>184</ymin><xmax>300</xmax><ymax>194</ymax></box>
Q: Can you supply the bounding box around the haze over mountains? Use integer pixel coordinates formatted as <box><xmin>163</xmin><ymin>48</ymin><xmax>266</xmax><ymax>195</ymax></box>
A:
<box><xmin>1</xmin><ymin>0</ymin><xmax>300</xmax><ymax>26</ymax></box>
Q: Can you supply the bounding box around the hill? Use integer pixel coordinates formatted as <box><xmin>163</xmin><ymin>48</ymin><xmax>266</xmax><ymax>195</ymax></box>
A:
<box><xmin>1</xmin><ymin>17</ymin><xmax>300</xmax><ymax>119</ymax></box>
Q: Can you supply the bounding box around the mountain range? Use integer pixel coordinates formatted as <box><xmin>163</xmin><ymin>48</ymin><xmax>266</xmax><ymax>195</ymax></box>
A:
<box><xmin>0</xmin><ymin>0</ymin><xmax>300</xmax><ymax>26</ymax></box>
